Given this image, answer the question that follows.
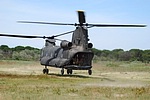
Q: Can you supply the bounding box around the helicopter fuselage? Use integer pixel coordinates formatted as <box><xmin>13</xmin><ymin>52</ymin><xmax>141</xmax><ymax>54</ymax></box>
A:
<box><xmin>40</xmin><ymin>27</ymin><xmax>94</xmax><ymax>71</ymax></box>
<box><xmin>40</xmin><ymin>45</ymin><xmax>94</xmax><ymax>70</ymax></box>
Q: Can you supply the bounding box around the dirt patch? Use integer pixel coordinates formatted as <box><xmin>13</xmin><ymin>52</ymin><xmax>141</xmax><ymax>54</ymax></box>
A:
<box><xmin>85</xmin><ymin>72</ymin><xmax>150</xmax><ymax>88</ymax></box>
<box><xmin>0</xmin><ymin>61</ymin><xmax>16</xmax><ymax>65</ymax></box>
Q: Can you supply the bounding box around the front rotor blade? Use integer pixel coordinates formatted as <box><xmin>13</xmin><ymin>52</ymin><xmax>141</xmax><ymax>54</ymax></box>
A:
<box><xmin>89</xmin><ymin>24</ymin><xmax>146</xmax><ymax>27</ymax></box>
<box><xmin>0</xmin><ymin>33</ymin><xmax>46</xmax><ymax>39</ymax></box>
<box><xmin>78</xmin><ymin>10</ymin><xmax>86</xmax><ymax>24</ymax></box>
<box><xmin>18</xmin><ymin>21</ymin><xmax>74</xmax><ymax>26</ymax></box>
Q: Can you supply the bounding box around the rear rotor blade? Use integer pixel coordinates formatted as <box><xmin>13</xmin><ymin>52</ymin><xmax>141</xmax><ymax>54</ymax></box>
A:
<box><xmin>78</xmin><ymin>10</ymin><xmax>86</xmax><ymax>24</ymax></box>
<box><xmin>18</xmin><ymin>21</ymin><xmax>75</xmax><ymax>26</ymax></box>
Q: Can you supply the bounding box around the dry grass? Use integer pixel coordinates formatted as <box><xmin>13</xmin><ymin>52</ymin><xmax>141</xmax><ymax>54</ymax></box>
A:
<box><xmin>0</xmin><ymin>60</ymin><xmax>150</xmax><ymax>100</ymax></box>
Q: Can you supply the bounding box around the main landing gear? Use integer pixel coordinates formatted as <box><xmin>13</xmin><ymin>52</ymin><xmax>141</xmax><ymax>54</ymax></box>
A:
<box><xmin>88</xmin><ymin>69</ymin><xmax>92</xmax><ymax>75</ymax></box>
<box><xmin>61</xmin><ymin>68</ymin><xmax>73</xmax><ymax>75</ymax></box>
<box><xmin>43</xmin><ymin>66</ymin><xmax>92</xmax><ymax>75</ymax></box>
<box><xmin>43</xmin><ymin>66</ymin><xmax>49</xmax><ymax>74</ymax></box>
<box><xmin>67</xmin><ymin>69</ymin><xmax>73</xmax><ymax>75</ymax></box>
<box><xmin>61</xmin><ymin>68</ymin><xmax>64</xmax><ymax>75</ymax></box>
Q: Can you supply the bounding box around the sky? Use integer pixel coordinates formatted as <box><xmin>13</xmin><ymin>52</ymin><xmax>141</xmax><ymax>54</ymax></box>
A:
<box><xmin>0</xmin><ymin>0</ymin><xmax>149</xmax><ymax>50</ymax></box>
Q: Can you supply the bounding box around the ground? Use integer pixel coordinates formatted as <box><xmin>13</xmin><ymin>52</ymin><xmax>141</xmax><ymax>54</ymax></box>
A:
<box><xmin>0</xmin><ymin>60</ymin><xmax>150</xmax><ymax>100</ymax></box>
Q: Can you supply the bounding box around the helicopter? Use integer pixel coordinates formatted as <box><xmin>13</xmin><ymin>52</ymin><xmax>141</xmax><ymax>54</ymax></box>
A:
<box><xmin>0</xmin><ymin>10</ymin><xmax>146</xmax><ymax>75</ymax></box>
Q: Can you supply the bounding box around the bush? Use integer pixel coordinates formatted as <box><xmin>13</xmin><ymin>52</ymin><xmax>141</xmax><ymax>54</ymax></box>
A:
<box><xmin>12</xmin><ymin>49</ymin><xmax>40</xmax><ymax>61</ymax></box>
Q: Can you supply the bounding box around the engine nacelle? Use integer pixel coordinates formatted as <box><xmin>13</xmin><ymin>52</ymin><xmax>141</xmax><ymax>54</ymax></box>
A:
<box><xmin>60</xmin><ymin>40</ymin><xmax>72</xmax><ymax>48</ymax></box>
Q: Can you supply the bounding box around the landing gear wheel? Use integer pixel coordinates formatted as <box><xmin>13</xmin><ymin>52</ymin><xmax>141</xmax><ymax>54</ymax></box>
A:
<box><xmin>45</xmin><ymin>69</ymin><xmax>49</xmax><ymax>74</ymax></box>
<box><xmin>67</xmin><ymin>69</ymin><xmax>73</xmax><ymax>75</ymax></box>
<box><xmin>70</xmin><ymin>69</ymin><xmax>73</xmax><ymax>74</ymax></box>
<box><xmin>61</xmin><ymin>68</ymin><xmax>64</xmax><ymax>75</ymax></box>
<box><xmin>88</xmin><ymin>69</ymin><xmax>92</xmax><ymax>75</ymax></box>
<box><xmin>43</xmin><ymin>69</ymin><xmax>46</xmax><ymax>74</ymax></box>
<box><xmin>43</xmin><ymin>68</ymin><xmax>49</xmax><ymax>74</ymax></box>
<box><xmin>67</xmin><ymin>69</ymin><xmax>69</xmax><ymax>74</ymax></box>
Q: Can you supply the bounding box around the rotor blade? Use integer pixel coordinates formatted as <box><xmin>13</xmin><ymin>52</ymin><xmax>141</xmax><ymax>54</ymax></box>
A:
<box><xmin>0</xmin><ymin>30</ymin><xmax>74</xmax><ymax>39</ymax></box>
<box><xmin>18</xmin><ymin>21</ymin><xmax>75</xmax><ymax>26</ymax></box>
<box><xmin>78</xmin><ymin>10</ymin><xmax>86</xmax><ymax>24</ymax></box>
<box><xmin>53</xmin><ymin>30</ymin><xmax>74</xmax><ymax>37</ymax></box>
<box><xmin>0</xmin><ymin>33</ymin><xmax>46</xmax><ymax>39</ymax></box>
<box><xmin>88</xmin><ymin>24</ymin><xmax>146</xmax><ymax>27</ymax></box>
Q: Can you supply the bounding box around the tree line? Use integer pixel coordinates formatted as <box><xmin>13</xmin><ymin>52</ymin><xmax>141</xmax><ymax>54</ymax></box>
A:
<box><xmin>92</xmin><ymin>48</ymin><xmax>150</xmax><ymax>63</ymax></box>
<box><xmin>0</xmin><ymin>45</ymin><xmax>40</xmax><ymax>61</ymax></box>
<box><xmin>0</xmin><ymin>45</ymin><xmax>150</xmax><ymax>63</ymax></box>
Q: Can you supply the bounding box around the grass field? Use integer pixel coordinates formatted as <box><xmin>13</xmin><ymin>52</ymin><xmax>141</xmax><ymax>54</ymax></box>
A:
<box><xmin>0</xmin><ymin>60</ymin><xmax>150</xmax><ymax>100</ymax></box>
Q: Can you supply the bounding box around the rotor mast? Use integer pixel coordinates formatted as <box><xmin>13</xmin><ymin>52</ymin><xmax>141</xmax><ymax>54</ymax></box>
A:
<box><xmin>71</xmin><ymin>11</ymin><xmax>89</xmax><ymax>50</ymax></box>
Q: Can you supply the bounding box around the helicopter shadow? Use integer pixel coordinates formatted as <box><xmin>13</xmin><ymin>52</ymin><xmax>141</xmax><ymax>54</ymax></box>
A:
<box><xmin>48</xmin><ymin>73</ymin><xmax>91</xmax><ymax>78</ymax></box>
<box><xmin>48</xmin><ymin>73</ymin><xmax>115</xmax><ymax>82</ymax></box>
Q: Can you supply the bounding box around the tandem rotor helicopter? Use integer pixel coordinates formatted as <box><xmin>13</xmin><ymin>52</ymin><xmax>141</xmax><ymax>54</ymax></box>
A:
<box><xmin>0</xmin><ymin>10</ymin><xmax>146</xmax><ymax>75</ymax></box>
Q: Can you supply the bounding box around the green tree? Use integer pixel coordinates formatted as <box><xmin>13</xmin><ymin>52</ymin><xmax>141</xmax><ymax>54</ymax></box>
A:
<box><xmin>91</xmin><ymin>48</ymin><xmax>102</xmax><ymax>56</ymax></box>
<box><xmin>112</xmin><ymin>49</ymin><xmax>124</xmax><ymax>60</ymax></box>
<box><xmin>0</xmin><ymin>45</ymin><xmax>12</xmax><ymax>59</ymax></box>
<box><xmin>129</xmin><ymin>49</ymin><xmax>143</xmax><ymax>61</ymax></box>
<box><xmin>100</xmin><ymin>50</ymin><xmax>111</xmax><ymax>61</ymax></box>
<box><xmin>12</xmin><ymin>49</ymin><xmax>40</xmax><ymax>61</ymax></box>
<box><xmin>0</xmin><ymin>50</ymin><xmax>3</xmax><ymax>59</ymax></box>
<box><xmin>13</xmin><ymin>46</ymin><xmax>25</xmax><ymax>52</ymax></box>
<box><xmin>119</xmin><ymin>51</ymin><xmax>131</xmax><ymax>61</ymax></box>
<box><xmin>142</xmin><ymin>50</ymin><xmax>150</xmax><ymax>63</ymax></box>
<box><xmin>0</xmin><ymin>45</ymin><xmax>10</xmax><ymax>52</ymax></box>
<box><xmin>25</xmin><ymin>46</ymin><xmax>34</xmax><ymax>50</ymax></box>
